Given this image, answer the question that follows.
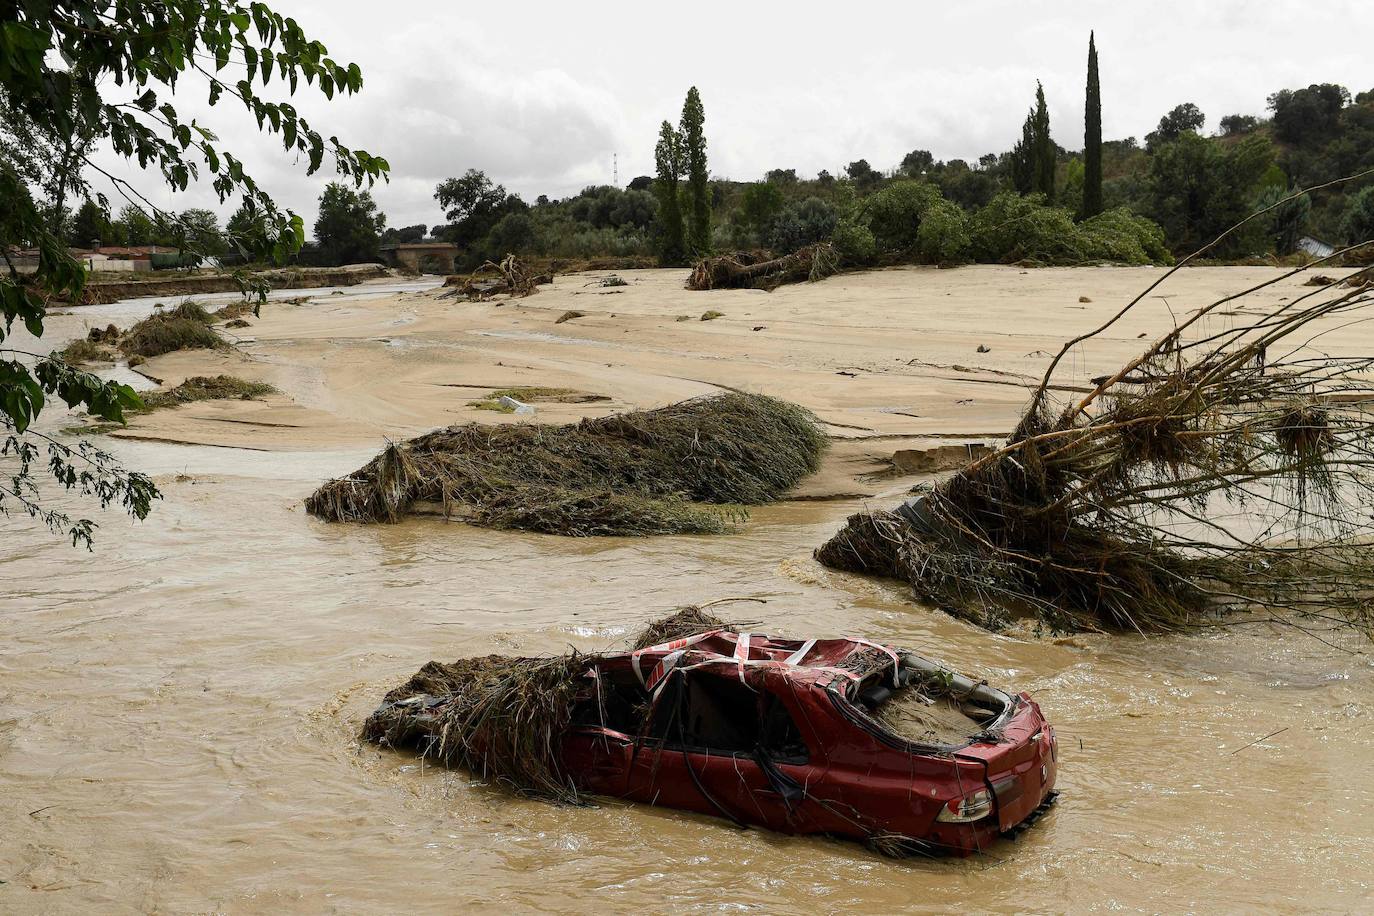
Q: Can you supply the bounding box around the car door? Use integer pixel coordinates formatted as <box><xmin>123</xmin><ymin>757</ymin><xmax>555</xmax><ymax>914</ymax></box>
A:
<box><xmin>624</xmin><ymin>670</ymin><xmax>820</xmax><ymax>833</ymax></box>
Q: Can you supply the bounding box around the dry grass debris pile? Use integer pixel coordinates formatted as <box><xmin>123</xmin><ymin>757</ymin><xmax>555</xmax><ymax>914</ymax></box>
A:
<box><xmin>137</xmin><ymin>375</ymin><xmax>275</xmax><ymax>411</ymax></box>
<box><xmin>119</xmin><ymin>301</ymin><xmax>224</xmax><ymax>358</ymax></box>
<box><xmin>361</xmin><ymin>605</ymin><xmax>735</xmax><ymax>803</ymax></box>
<box><xmin>306</xmin><ymin>392</ymin><xmax>826</xmax><ymax>536</ymax></box>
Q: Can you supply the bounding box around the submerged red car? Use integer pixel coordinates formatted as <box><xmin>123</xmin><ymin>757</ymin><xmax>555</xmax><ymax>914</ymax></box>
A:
<box><xmin>370</xmin><ymin>625</ymin><xmax>1058</xmax><ymax>856</ymax></box>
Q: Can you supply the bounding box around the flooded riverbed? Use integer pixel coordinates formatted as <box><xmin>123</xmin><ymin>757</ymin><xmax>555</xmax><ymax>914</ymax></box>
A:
<box><xmin>4</xmin><ymin>269</ymin><xmax>1373</xmax><ymax>912</ymax></box>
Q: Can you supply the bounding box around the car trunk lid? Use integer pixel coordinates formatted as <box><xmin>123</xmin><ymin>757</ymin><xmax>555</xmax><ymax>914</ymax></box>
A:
<box><xmin>956</xmin><ymin>694</ymin><xmax>1056</xmax><ymax>831</ymax></box>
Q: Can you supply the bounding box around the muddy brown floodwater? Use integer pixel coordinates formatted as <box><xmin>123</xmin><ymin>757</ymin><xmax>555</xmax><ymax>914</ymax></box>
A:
<box><xmin>3</xmin><ymin>268</ymin><xmax>1374</xmax><ymax>913</ymax></box>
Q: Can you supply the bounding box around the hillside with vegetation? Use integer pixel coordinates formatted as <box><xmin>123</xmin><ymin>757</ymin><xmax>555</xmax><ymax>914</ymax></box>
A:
<box><xmin>386</xmin><ymin>67</ymin><xmax>1374</xmax><ymax>272</ymax></box>
<box><xmin>21</xmin><ymin>38</ymin><xmax>1374</xmax><ymax>273</ymax></box>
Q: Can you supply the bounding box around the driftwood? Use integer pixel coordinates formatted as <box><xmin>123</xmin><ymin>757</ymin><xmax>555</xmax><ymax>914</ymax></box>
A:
<box><xmin>688</xmin><ymin>242</ymin><xmax>840</xmax><ymax>291</ymax></box>
<box><xmin>453</xmin><ymin>254</ymin><xmax>552</xmax><ymax>300</ymax></box>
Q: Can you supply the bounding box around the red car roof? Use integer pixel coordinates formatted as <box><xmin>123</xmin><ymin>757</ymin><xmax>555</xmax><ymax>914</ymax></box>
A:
<box><xmin>615</xmin><ymin>629</ymin><xmax>902</xmax><ymax>696</ymax></box>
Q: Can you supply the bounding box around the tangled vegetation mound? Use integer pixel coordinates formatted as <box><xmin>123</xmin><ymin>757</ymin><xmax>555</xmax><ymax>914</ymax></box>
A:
<box><xmin>58</xmin><ymin>336</ymin><xmax>113</xmax><ymax>364</ymax></box>
<box><xmin>119</xmin><ymin>301</ymin><xmax>225</xmax><ymax>358</ymax></box>
<box><xmin>138</xmin><ymin>375</ymin><xmax>275</xmax><ymax>411</ymax></box>
<box><xmin>687</xmin><ymin>242</ymin><xmax>839</xmax><ymax>291</ymax></box>
<box><xmin>817</xmin><ymin>263</ymin><xmax>1374</xmax><ymax>635</ymax></box>
<box><xmin>465</xmin><ymin>387</ymin><xmax>607</xmax><ymax>412</ymax></box>
<box><xmin>362</xmin><ymin>605</ymin><xmax>733</xmax><ymax>802</ymax></box>
<box><xmin>628</xmin><ymin>603</ymin><xmax>739</xmax><ymax>650</ymax></box>
<box><xmin>306</xmin><ymin>393</ymin><xmax>826</xmax><ymax>536</ymax></box>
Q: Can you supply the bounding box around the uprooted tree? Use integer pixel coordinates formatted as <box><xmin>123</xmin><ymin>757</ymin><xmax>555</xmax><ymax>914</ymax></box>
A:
<box><xmin>817</xmin><ymin>178</ymin><xmax>1374</xmax><ymax>636</ymax></box>
<box><xmin>0</xmin><ymin>1</ymin><xmax>388</xmax><ymax>546</ymax></box>
<box><xmin>687</xmin><ymin>242</ymin><xmax>840</xmax><ymax>291</ymax></box>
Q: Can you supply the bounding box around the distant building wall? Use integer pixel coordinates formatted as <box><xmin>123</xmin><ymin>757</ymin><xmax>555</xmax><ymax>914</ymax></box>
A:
<box><xmin>85</xmin><ymin>258</ymin><xmax>152</xmax><ymax>273</ymax></box>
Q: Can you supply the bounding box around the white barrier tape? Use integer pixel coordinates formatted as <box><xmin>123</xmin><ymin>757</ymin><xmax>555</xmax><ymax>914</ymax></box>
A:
<box><xmin>733</xmin><ymin>632</ymin><xmax>751</xmax><ymax>685</ymax></box>
<box><xmin>784</xmin><ymin>638</ymin><xmax>817</xmax><ymax>667</ymax></box>
<box><xmin>644</xmin><ymin>648</ymin><xmax>687</xmax><ymax>693</ymax></box>
<box><xmin>631</xmin><ymin>629</ymin><xmax>722</xmax><ymax>688</ymax></box>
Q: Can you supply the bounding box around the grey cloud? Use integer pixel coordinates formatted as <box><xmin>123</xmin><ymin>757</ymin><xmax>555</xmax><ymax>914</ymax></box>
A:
<box><xmin>84</xmin><ymin>0</ymin><xmax>1374</xmax><ymax>231</ymax></box>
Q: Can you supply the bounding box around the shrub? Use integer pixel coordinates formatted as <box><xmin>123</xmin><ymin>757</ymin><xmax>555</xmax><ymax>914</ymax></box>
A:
<box><xmin>1343</xmin><ymin>186</ymin><xmax>1374</xmax><ymax>246</ymax></box>
<box><xmin>483</xmin><ymin>212</ymin><xmax>537</xmax><ymax>260</ymax></box>
<box><xmin>864</xmin><ymin>181</ymin><xmax>941</xmax><ymax>252</ymax></box>
<box><xmin>1078</xmin><ymin>208</ymin><xmax>1173</xmax><ymax>264</ymax></box>
<box><xmin>738</xmin><ymin>182</ymin><xmax>785</xmax><ymax>240</ymax></box>
<box><xmin>969</xmin><ymin>192</ymin><xmax>1084</xmax><ymax>264</ymax></box>
<box><xmin>915</xmin><ymin>198</ymin><xmax>972</xmax><ymax>264</ymax></box>
<box><xmin>769</xmin><ymin>197</ymin><xmax>837</xmax><ymax>252</ymax></box>
<box><xmin>831</xmin><ymin>218</ymin><xmax>876</xmax><ymax>266</ymax></box>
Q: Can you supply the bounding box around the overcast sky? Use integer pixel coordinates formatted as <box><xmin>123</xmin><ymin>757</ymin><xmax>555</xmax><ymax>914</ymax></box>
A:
<box><xmin>90</xmin><ymin>0</ymin><xmax>1374</xmax><ymax>232</ymax></box>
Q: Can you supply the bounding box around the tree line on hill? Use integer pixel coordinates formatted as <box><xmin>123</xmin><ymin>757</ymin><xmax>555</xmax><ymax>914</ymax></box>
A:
<box><xmin>415</xmin><ymin>46</ymin><xmax>1374</xmax><ymax>272</ymax></box>
<box><xmin>36</xmin><ymin>35</ymin><xmax>1374</xmax><ymax>272</ymax></box>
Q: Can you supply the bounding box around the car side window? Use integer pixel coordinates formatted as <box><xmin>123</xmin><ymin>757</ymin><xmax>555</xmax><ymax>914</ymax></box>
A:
<box><xmin>649</xmin><ymin>673</ymin><xmax>760</xmax><ymax>754</ymax></box>
<box><xmin>759</xmin><ymin>694</ymin><xmax>809</xmax><ymax>763</ymax></box>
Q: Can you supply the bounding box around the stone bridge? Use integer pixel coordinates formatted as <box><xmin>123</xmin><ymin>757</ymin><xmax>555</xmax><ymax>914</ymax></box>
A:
<box><xmin>379</xmin><ymin>242</ymin><xmax>460</xmax><ymax>274</ymax></box>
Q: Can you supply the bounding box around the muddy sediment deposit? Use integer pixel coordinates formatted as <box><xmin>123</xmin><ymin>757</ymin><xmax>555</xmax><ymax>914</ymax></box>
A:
<box><xmin>3</xmin><ymin>268</ymin><xmax>1373</xmax><ymax>910</ymax></box>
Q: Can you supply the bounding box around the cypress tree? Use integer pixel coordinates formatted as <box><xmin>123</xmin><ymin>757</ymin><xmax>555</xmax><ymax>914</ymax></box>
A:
<box><xmin>1082</xmin><ymin>32</ymin><xmax>1104</xmax><ymax>218</ymax></box>
<box><xmin>1011</xmin><ymin>114</ymin><xmax>1035</xmax><ymax>195</ymax></box>
<box><xmin>680</xmin><ymin>87</ymin><xmax>711</xmax><ymax>256</ymax></box>
<box><xmin>1032</xmin><ymin>81</ymin><xmax>1055</xmax><ymax>198</ymax></box>
<box><xmin>653</xmin><ymin>120</ymin><xmax>686</xmax><ymax>266</ymax></box>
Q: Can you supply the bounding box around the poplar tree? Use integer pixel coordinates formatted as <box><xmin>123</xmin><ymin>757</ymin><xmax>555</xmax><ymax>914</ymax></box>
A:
<box><xmin>653</xmin><ymin>120</ymin><xmax>686</xmax><ymax>265</ymax></box>
<box><xmin>679</xmin><ymin>87</ymin><xmax>711</xmax><ymax>256</ymax></box>
<box><xmin>1032</xmin><ymin>81</ymin><xmax>1056</xmax><ymax>198</ymax></box>
<box><xmin>1082</xmin><ymin>32</ymin><xmax>1104</xmax><ymax>218</ymax></box>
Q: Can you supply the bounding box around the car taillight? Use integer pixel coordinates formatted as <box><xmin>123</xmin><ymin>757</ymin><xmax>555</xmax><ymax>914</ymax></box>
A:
<box><xmin>935</xmin><ymin>787</ymin><xmax>993</xmax><ymax>823</ymax></box>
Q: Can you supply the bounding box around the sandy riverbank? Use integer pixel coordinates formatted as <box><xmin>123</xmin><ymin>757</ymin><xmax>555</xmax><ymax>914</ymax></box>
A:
<box><xmin>93</xmin><ymin>262</ymin><xmax>1370</xmax><ymax>497</ymax></box>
